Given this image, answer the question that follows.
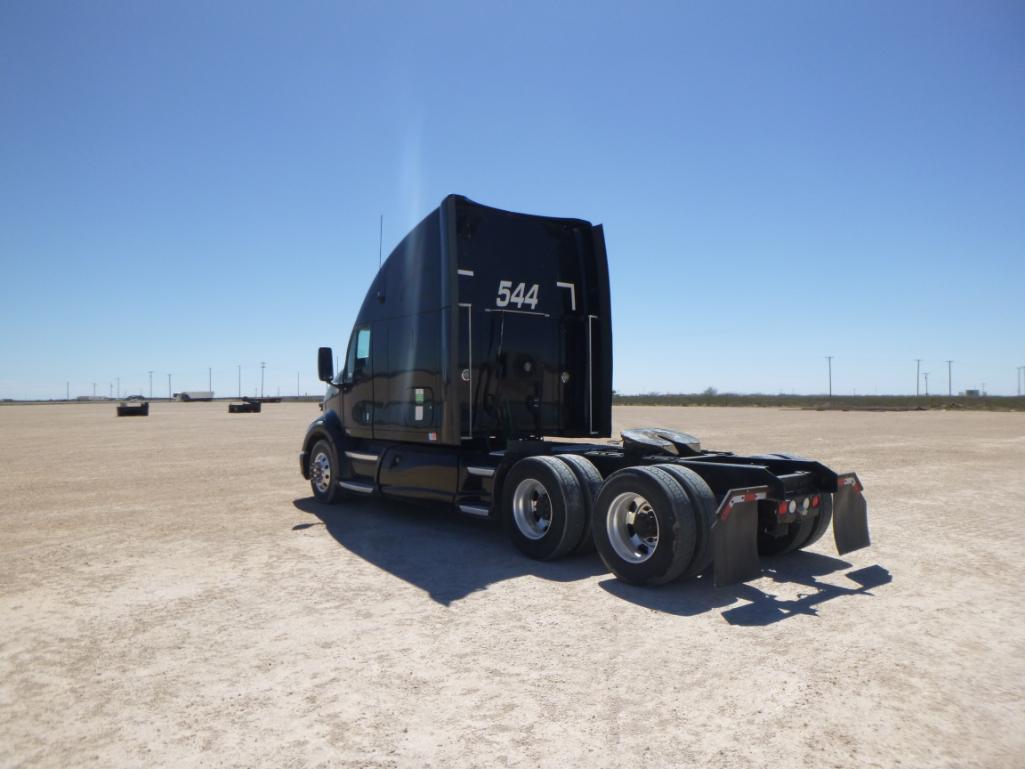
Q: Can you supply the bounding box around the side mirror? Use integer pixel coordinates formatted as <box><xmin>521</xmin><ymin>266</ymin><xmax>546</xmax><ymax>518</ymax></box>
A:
<box><xmin>317</xmin><ymin>347</ymin><xmax>334</xmax><ymax>383</ymax></box>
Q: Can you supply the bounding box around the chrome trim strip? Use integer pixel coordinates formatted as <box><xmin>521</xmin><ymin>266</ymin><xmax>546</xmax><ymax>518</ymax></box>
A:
<box><xmin>459</xmin><ymin>504</ymin><xmax>490</xmax><ymax>517</ymax></box>
<box><xmin>459</xmin><ymin>302</ymin><xmax>472</xmax><ymax>439</ymax></box>
<box><xmin>467</xmin><ymin>466</ymin><xmax>495</xmax><ymax>478</ymax></box>
<box><xmin>588</xmin><ymin>314</ymin><xmax>596</xmax><ymax>434</ymax></box>
<box><xmin>345</xmin><ymin>451</ymin><xmax>379</xmax><ymax>463</ymax></box>
<box><xmin>338</xmin><ymin>480</ymin><xmax>374</xmax><ymax>494</ymax></box>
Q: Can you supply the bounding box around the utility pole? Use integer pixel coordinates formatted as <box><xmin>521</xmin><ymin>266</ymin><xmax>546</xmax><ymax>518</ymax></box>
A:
<box><xmin>109</xmin><ymin>382</ymin><xmax>113</xmax><ymax>399</ymax></box>
<box><xmin>825</xmin><ymin>356</ymin><xmax>833</xmax><ymax>397</ymax></box>
<box><xmin>92</xmin><ymin>382</ymin><xmax>96</xmax><ymax>398</ymax></box>
<box><xmin>168</xmin><ymin>373</ymin><xmax>172</xmax><ymax>399</ymax></box>
<box><xmin>1018</xmin><ymin>366</ymin><xmax>1023</xmax><ymax>396</ymax></box>
<box><xmin>260</xmin><ymin>362</ymin><xmax>266</xmax><ymax>398</ymax></box>
<box><xmin>148</xmin><ymin>371</ymin><xmax>153</xmax><ymax>399</ymax></box>
<box><xmin>923</xmin><ymin>372</ymin><xmax>929</xmax><ymax>396</ymax></box>
<box><xmin>915</xmin><ymin>359</ymin><xmax>922</xmax><ymax>397</ymax></box>
<box><xmin>208</xmin><ymin>367</ymin><xmax>212</xmax><ymax>393</ymax></box>
<box><xmin>66</xmin><ymin>381</ymin><xmax>69</xmax><ymax>400</ymax></box>
<box><xmin>946</xmin><ymin>360</ymin><xmax>953</xmax><ymax>396</ymax></box>
<box><xmin>116</xmin><ymin>376</ymin><xmax>120</xmax><ymax>399</ymax></box>
<box><xmin>237</xmin><ymin>364</ymin><xmax>241</xmax><ymax>398</ymax></box>
<box><xmin>297</xmin><ymin>371</ymin><xmax>300</xmax><ymax>398</ymax></box>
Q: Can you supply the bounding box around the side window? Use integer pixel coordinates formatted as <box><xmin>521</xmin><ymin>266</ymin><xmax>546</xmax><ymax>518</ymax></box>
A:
<box><xmin>344</xmin><ymin>327</ymin><xmax>371</xmax><ymax>381</ymax></box>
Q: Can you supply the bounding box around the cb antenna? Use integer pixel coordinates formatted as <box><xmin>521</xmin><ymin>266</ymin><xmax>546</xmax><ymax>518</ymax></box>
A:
<box><xmin>378</xmin><ymin>214</ymin><xmax>383</xmax><ymax>269</ymax></box>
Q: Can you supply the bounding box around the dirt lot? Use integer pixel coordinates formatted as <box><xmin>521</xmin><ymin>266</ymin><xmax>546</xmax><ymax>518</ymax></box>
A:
<box><xmin>1</xmin><ymin>403</ymin><xmax>1023</xmax><ymax>769</ymax></box>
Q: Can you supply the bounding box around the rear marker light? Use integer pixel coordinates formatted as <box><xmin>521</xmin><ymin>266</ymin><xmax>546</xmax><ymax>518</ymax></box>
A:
<box><xmin>811</xmin><ymin>495</ymin><xmax>821</xmax><ymax>508</ymax></box>
<box><xmin>778</xmin><ymin>501</ymin><xmax>788</xmax><ymax>516</ymax></box>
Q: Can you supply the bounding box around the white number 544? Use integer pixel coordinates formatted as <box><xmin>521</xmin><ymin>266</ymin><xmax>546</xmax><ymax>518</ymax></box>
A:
<box><xmin>496</xmin><ymin>280</ymin><xmax>539</xmax><ymax>310</ymax></box>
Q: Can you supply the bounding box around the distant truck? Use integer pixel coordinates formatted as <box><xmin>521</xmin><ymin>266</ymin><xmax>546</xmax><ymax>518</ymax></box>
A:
<box><xmin>175</xmin><ymin>391</ymin><xmax>214</xmax><ymax>402</ymax></box>
<box><xmin>300</xmin><ymin>195</ymin><xmax>870</xmax><ymax>586</ymax></box>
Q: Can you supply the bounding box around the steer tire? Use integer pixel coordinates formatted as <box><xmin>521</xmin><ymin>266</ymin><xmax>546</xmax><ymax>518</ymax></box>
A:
<box><xmin>502</xmin><ymin>456</ymin><xmax>586</xmax><ymax>561</ymax></box>
<box><xmin>308</xmin><ymin>439</ymin><xmax>344</xmax><ymax>505</ymax></box>
<box><xmin>554</xmin><ymin>454</ymin><xmax>603</xmax><ymax>555</ymax></box>
<box><xmin>592</xmin><ymin>466</ymin><xmax>697</xmax><ymax>586</ymax></box>
<box><xmin>654</xmin><ymin>464</ymin><xmax>717</xmax><ymax>580</ymax></box>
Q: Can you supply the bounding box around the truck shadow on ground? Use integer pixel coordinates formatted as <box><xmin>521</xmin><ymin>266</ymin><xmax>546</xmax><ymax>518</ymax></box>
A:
<box><xmin>600</xmin><ymin>557</ymin><xmax>892</xmax><ymax>625</ymax></box>
<box><xmin>293</xmin><ymin>496</ymin><xmax>891</xmax><ymax>620</ymax></box>
<box><xmin>292</xmin><ymin>496</ymin><xmax>606</xmax><ymax>605</ymax></box>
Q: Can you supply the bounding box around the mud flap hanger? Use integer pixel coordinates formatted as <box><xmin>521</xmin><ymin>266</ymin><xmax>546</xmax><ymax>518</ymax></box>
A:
<box><xmin>711</xmin><ymin>475</ymin><xmax>871</xmax><ymax>587</ymax></box>
<box><xmin>711</xmin><ymin>486</ymin><xmax>767</xmax><ymax>587</ymax></box>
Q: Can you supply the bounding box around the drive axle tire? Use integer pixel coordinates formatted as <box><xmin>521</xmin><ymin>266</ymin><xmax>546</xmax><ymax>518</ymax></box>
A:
<box><xmin>759</xmin><ymin>509</ymin><xmax>817</xmax><ymax>556</ymax></box>
<box><xmin>555</xmin><ymin>454</ymin><xmax>603</xmax><ymax>555</ymax></box>
<box><xmin>798</xmin><ymin>493</ymin><xmax>833</xmax><ymax>550</ymax></box>
<box><xmin>754</xmin><ymin>453</ymin><xmax>823</xmax><ymax>556</ymax></box>
<box><xmin>592</xmin><ymin>466</ymin><xmax>697</xmax><ymax>586</ymax></box>
<box><xmin>654</xmin><ymin>464</ymin><xmax>717</xmax><ymax>580</ymax></box>
<box><xmin>309</xmin><ymin>439</ymin><xmax>344</xmax><ymax>504</ymax></box>
<box><xmin>503</xmin><ymin>456</ymin><xmax>586</xmax><ymax>561</ymax></box>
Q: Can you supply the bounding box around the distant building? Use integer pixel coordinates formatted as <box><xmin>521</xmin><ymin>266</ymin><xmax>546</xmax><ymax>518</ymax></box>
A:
<box><xmin>964</xmin><ymin>389</ymin><xmax>981</xmax><ymax>397</ymax></box>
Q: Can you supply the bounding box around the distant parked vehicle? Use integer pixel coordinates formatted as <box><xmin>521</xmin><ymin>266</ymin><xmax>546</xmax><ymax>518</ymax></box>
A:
<box><xmin>174</xmin><ymin>391</ymin><xmax>214</xmax><ymax>402</ymax></box>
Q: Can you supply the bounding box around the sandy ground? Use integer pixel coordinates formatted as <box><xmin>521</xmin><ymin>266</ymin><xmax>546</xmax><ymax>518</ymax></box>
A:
<box><xmin>1</xmin><ymin>402</ymin><xmax>1024</xmax><ymax>769</ymax></box>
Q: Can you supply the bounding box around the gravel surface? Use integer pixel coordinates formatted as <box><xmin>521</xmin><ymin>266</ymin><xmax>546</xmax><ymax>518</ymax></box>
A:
<box><xmin>2</xmin><ymin>402</ymin><xmax>1023</xmax><ymax>769</ymax></box>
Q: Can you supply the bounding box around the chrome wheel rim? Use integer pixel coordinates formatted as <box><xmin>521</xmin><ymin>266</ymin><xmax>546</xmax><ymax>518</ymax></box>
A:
<box><xmin>607</xmin><ymin>492</ymin><xmax>659</xmax><ymax>563</ymax></box>
<box><xmin>512</xmin><ymin>478</ymin><xmax>552</xmax><ymax>540</ymax></box>
<box><xmin>311</xmin><ymin>451</ymin><xmax>332</xmax><ymax>494</ymax></box>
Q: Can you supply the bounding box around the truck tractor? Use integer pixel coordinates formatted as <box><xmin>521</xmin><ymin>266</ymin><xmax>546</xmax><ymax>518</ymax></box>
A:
<box><xmin>299</xmin><ymin>195</ymin><xmax>870</xmax><ymax>586</ymax></box>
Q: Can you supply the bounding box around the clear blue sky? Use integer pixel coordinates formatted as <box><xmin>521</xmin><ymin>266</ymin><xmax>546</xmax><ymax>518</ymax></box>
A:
<box><xmin>1</xmin><ymin>1</ymin><xmax>1023</xmax><ymax>399</ymax></box>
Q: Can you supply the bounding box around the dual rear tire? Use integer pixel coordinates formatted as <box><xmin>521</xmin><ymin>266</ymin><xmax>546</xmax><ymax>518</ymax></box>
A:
<box><xmin>502</xmin><ymin>456</ymin><xmax>719</xmax><ymax>586</ymax></box>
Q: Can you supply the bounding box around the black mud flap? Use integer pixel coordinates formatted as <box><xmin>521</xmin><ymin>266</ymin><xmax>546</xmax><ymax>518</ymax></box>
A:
<box><xmin>711</xmin><ymin>486</ymin><xmax>767</xmax><ymax>587</ymax></box>
<box><xmin>833</xmin><ymin>473</ymin><xmax>870</xmax><ymax>555</ymax></box>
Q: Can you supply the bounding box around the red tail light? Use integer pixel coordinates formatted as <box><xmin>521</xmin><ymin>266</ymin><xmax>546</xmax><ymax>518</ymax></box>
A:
<box><xmin>811</xmin><ymin>495</ymin><xmax>821</xmax><ymax>508</ymax></box>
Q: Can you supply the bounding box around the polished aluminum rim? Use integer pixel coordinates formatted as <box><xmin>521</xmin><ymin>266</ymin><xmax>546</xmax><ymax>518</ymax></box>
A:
<box><xmin>311</xmin><ymin>451</ymin><xmax>332</xmax><ymax>494</ymax></box>
<box><xmin>512</xmin><ymin>478</ymin><xmax>552</xmax><ymax>540</ymax></box>
<box><xmin>606</xmin><ymin>492</ymin><xmax>659</xmax><ymax>563</ymax></box>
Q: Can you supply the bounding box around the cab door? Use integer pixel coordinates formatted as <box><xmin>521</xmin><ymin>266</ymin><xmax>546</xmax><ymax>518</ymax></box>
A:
<box><xmin>340</xmin><ymin>325</ymin><xmax>374</xmax><ymax>440</ymax></box>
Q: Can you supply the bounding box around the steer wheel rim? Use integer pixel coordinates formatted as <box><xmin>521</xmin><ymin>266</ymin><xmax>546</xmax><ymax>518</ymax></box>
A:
<box><xmin>311</xmin><ymin>451</ymin><xmax>332</xmax><ymax>494</ymax></box>
<box><xmin>607</xmin><ymin>492</ymin><xmax>659</xmax><ymax>563</ymax></box>
<box><xmin>512</xmin><ymin>478</ymin><xmax>553</xmax><ymax>540</ymax></box>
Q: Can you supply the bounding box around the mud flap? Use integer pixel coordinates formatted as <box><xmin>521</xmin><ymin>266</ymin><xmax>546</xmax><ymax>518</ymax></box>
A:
<box><xmin>833</xmin><ymin>473</ymin><xmax>870</xmax><ymax>555</ymax></box>
<box><xmin>711</xmin><ymin>486</ymin><xmax>767</xmax><ymax>587</ymax></box>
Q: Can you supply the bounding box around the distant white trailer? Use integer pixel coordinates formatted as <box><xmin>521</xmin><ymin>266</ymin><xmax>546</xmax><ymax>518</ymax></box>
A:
<box><xmin>175</xmin><ymin>391</ymin><xmax>214</xmax><ymax>402</ymax></box>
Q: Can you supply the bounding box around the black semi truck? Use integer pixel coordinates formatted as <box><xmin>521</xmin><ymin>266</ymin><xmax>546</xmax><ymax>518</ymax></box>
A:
<box><xmin>299</xmin><ymin>195</ymin><xmax>870</xmax><ymax>586</ymax></box>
